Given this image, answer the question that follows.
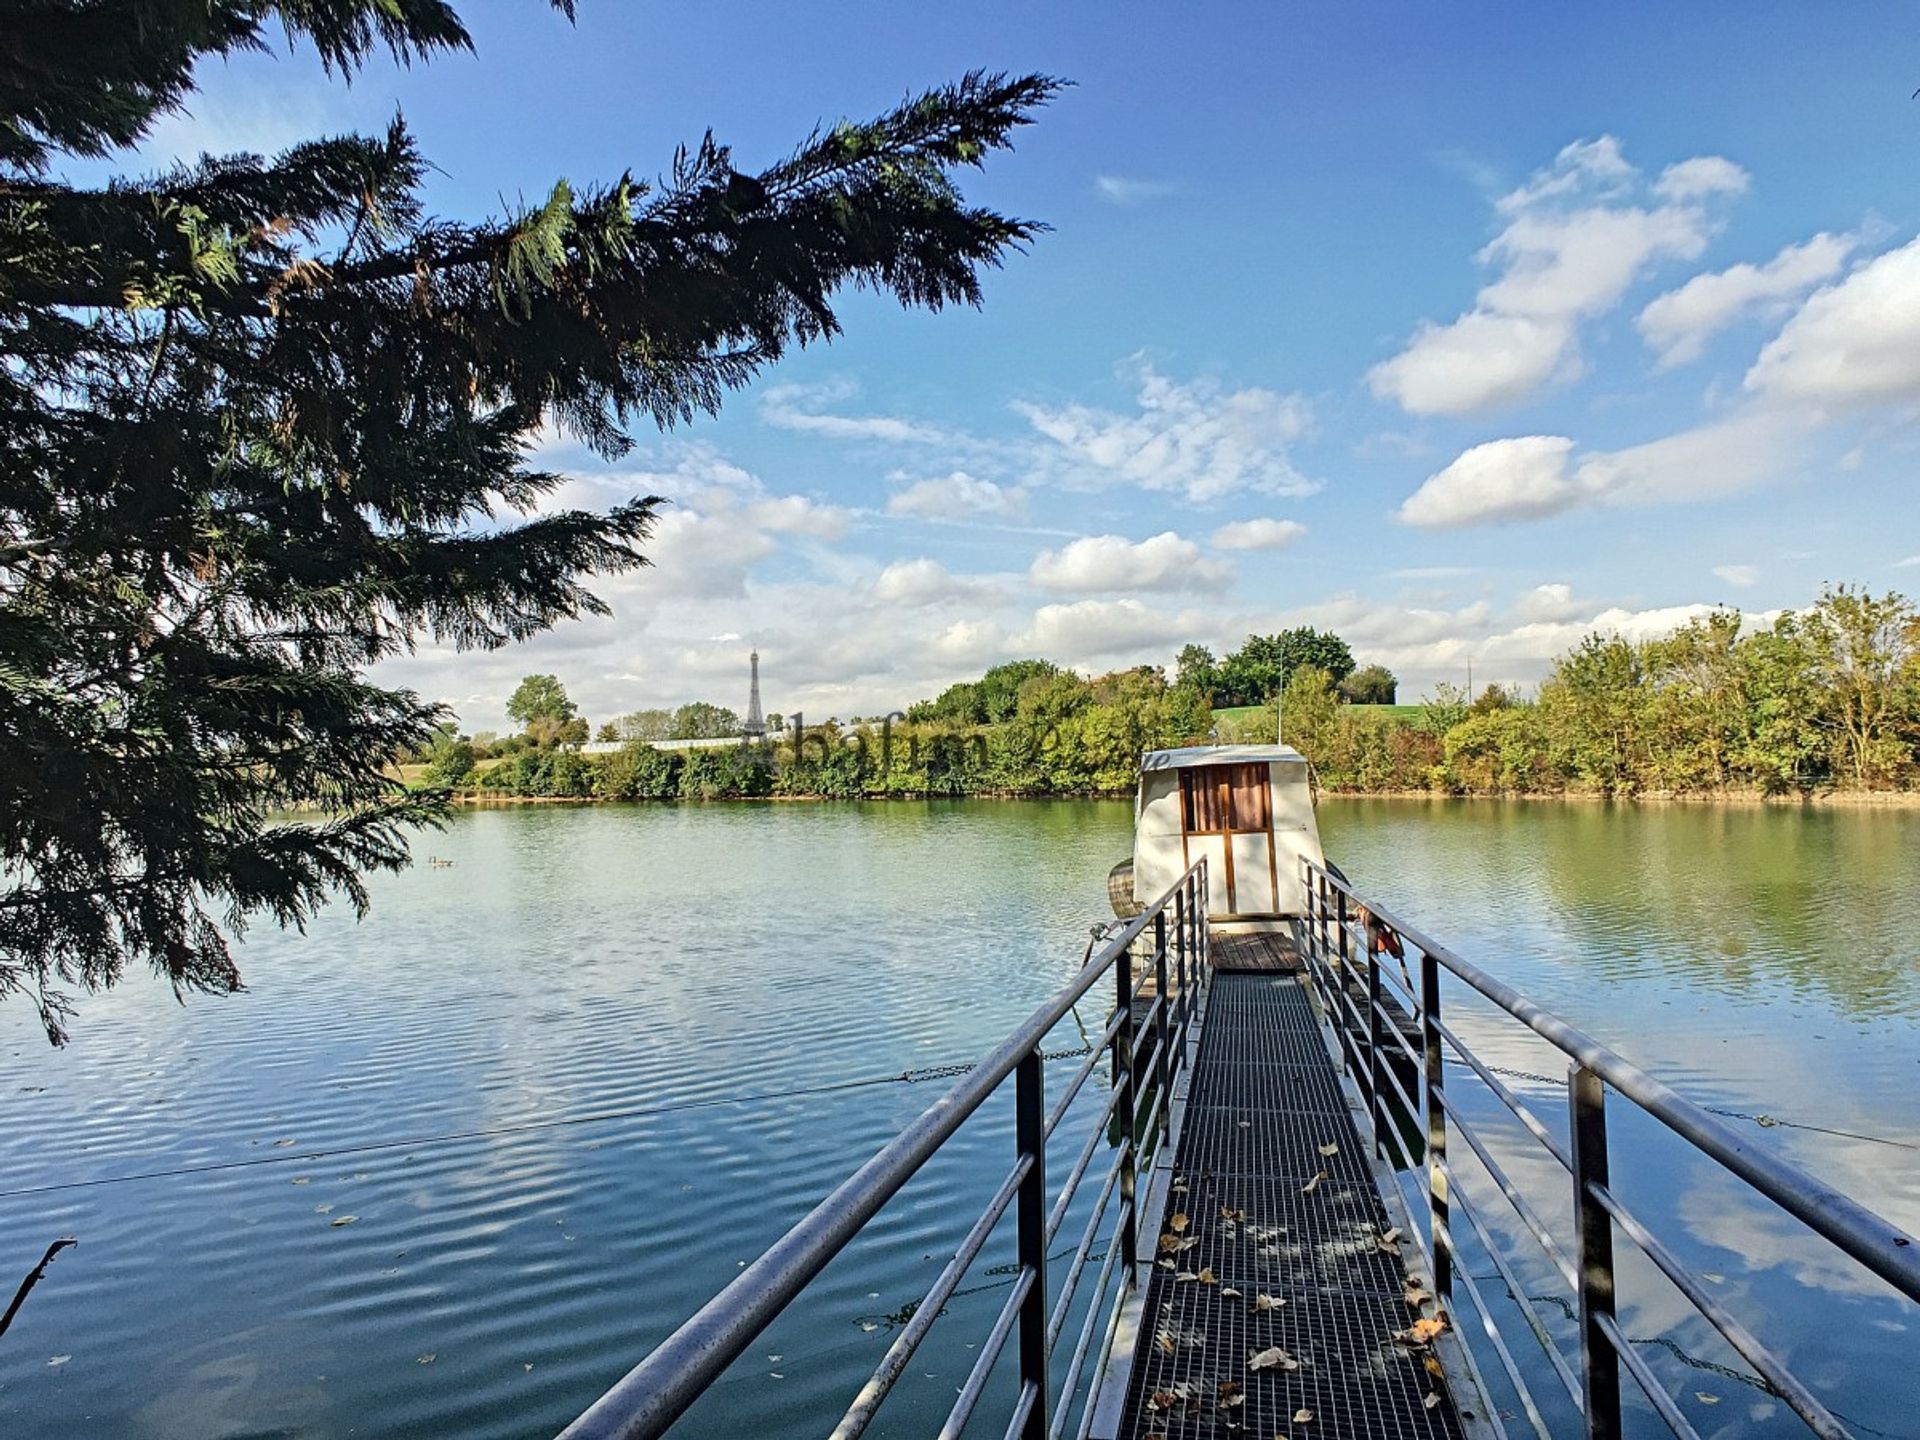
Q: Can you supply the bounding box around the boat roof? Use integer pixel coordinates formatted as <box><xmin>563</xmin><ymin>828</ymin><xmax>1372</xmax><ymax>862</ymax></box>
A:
<box><xmin>1141</xmin><ymin>744</ymin><xmax>1308</xmax><ymax>771</ymax></box>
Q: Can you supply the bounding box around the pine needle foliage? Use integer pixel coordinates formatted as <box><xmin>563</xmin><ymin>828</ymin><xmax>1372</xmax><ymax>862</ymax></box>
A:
<box><xmin>0</xmin><ymin>1</ymin><xmax>1060</xmax><ymax>1041</ymax></box>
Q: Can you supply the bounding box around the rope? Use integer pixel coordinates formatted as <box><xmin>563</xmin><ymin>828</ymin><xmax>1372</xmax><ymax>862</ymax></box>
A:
<box><xmin>1479</xmin><ymin>1063</ymin><xmax>1918</xmax><ymax>1151</ymax></box>
<box><xmin>0</xmin><ymin>1044</ymin><xmax>1101</xmax><ymax>1203</ymax></box>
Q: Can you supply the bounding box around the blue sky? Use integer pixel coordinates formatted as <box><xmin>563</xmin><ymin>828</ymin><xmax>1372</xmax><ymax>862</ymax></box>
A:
<box><xmin>126</xmin><ymin>3</ymin><xmax>1920</xmax><ymax>728</ymax></box>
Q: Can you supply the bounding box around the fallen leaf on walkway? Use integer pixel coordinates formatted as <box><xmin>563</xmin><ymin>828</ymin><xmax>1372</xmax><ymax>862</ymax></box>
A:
<box><xmin>330</xmin><ymin>1215</ymin><xmax>357</xmax><ymax>1227</ymax></box>
<box><xmin>1169</xmin><ymin>1212</ymin><xmax>1190</xmax><ymax>1232</ymax></box>
<box><xmin>1221</xmin><ymin>1286</ymin><xmax>1243</xmax><ymax>1299</ymax></box>
<box><xmin>1377</xmin><ymin>1226</ymin><xmax>1403</xmax><ymax>1248</ymax></box>
<box><xmin>1398</xmin><ymin>1315</ymin><xmax>1449</xmax><ymax>1346</ymax></box>
<box><xmin>1175</xmin><ymin>1271</ymin><xmax>1199</xmax><ymax>1282</ymax></box>
<box><xmin>1218</xmin><ymin>1381</ymin><xmax>1246</xmax><ymax>1408</ymax></box>
<box><xmin>1248</xmin><ymin>1346</ymin><xmax>1299</xmax><ymax>1372</ymax></box>
<box><xmin>1299</xmin><ymin>1171</ymin><xmax>1327</xmax><ymax>1195</ymax></box>
<box><xmin>1250</xmin><ymin>1293</ymin><xmax>1286</xmax><ymax>1312</ymax></box>
<box><xmin>1425</xmin><ymin>1393</ymin><xmax>1442</xmax><ymax>1410</ymax></box>
<box><xmin>1219</xmin><ymin>1205</ymin><xmax>1246</xmax><ymax>1222</ymax></box>
<box><xmin>1317</xmin><ymin>1142</ymin><xmax>1339</xmax><ymax>1157</ymax></box>
<box><xmin>1293</xmin><ymin>1408</ymin><xmax>1314</xmax><ymax>1424</ymax></box>
<box><xmin>1696</xmin><ymin>1393</ymin><xmax>1721</xmax><ymax>1406</ymax></box>
<box><xmin>47</xmin><ymin>1356</ymin><xmax>69</xmax><ymax>1367</ymax></box>
<box><xmin>416</xmin><ymin>1354</ymin><xmax>435</xmax><ymax>1365</ymax></box>
<box><xmin>1195</xmin><ymin>1267</ymin><xmax>1218</xmax><ymax>1286</ymax></box>
<box><xmin>1157</xmin><ymin>1330</ymin><xmax>1176</xmax><ymax>1355</ymax></box>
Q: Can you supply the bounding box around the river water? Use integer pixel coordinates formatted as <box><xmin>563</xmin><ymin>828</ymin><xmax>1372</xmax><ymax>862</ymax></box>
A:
<box><xmin>0</xmin><ymin>799</ymin><xmax>1914</xmax><ymax>1438</ymax></box>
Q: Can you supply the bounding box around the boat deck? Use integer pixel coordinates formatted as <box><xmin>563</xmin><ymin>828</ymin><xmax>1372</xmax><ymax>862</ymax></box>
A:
<box><xmin>1095</xmin><ymin>937</ymin><xmax>1478</xmax><ymax>1440</ymax></box>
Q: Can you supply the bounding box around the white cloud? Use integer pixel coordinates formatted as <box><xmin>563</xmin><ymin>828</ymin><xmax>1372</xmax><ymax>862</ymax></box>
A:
<box><xmin>1399</xmin><ymin>410</ymin><xmax>1805</xmax><ymax>528</ymax></box>
<box><xmin>871</xmin><ymin>558</ymin><xmax>997</xmax><ymax>607</ymax></box>
<box><xmin>1894</xmin><ymin>555</ymin><xmax>1920</xmax><ymax>568</ymax></box>
<box><xmin>1029</xmin><ymin>531</ymin><xmax>1235</xmax><ymax>594</ymax></box>
<box><xmin>1397</xmin><ymin>435</ymin><xmax>1588</xmax><ymax>528</ymax></box>
<box><xmin>1020</xmin><ymin>599</ymin><xmax>1197</xmax><ymax>659</ymax></box>
<box><xmin>1653</xmin><ymin>155</ymin><xmax>1751</xmax><ymax>203</ymax></box>
<box><xmin>1370</xmin><ymin>136</ymin><xmax>1736</xmax><ymax>416</ymax></box>
<box><xmin>886</xmin><ymin>470</ymin><xmax>1029</xmax><ymax>521</ymax></box>
<box><xmin>1712</xmin><ymin>564</ymin><xmax>1760</xmax><ymax>588</ymax></box>
<box><xmin>744</xmin><ymin>494</ymin><xmax>851</xmax><ymax>540</ymax></box>
<box><xmin>1745</xmin><ymin>234</ymin><xmax>1920</xmax><ymax>406</ymax></box>
<box><xmin>758</xmin><ymin>381</ymin><xmax>951</xmax><ymax>444</ymax></box>
<box><xmin>1638</xmin><ymin>232</ymin><xmax>1854</xmax><ymax>367</ymax></box>
<box><xmin>1210</xmin><ymin>518</ymin><xmax>1307</xmax><ymax>552</ymax></box>
<box><xmin>1094</xmin><ymin>175</ymin><xmax>1176</xmax><ymax>204</ymax></box>
<box><xmin>1017</xmin><ymin>360</ymin><xmax>1315</xmax><ymax>502</ymax></box>
<box><xmin>1512</xmin><ymin>582</ymin><xmax>1586</xmax><ymax>623</ymax></box>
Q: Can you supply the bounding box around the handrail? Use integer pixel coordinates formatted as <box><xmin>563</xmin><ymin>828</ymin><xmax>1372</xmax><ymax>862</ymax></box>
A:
<box><xmin>1297</xmin><ymin>857</ymin><xmax>1919</xmax><ymax>1440</ymax></box>
<box><xmin>556</xmin><ymin>859</ymin><xmax>1211</xmax><ymax>1440</ymax></box>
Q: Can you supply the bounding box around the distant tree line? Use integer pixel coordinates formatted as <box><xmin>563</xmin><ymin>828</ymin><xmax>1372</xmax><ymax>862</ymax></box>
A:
<box><xmin>1263</xmin><ymin>588</ymin><xmax>1920</xmax><ymax>796</ymax></box>
<box><xmin>421</xmin><ymin>588</ymin><xmax>1920</xmax><ymax>803</ymax></box>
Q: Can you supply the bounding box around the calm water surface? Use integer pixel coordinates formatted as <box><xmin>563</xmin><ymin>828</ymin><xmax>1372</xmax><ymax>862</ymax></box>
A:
<box><xmin>0</xmin><ymin>799</ymin><xmax>1914</xmax><ymax>1438</ymax></box>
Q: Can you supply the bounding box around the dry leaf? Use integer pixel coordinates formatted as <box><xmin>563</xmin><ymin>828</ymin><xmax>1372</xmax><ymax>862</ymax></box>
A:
<box><xmin>1293</xmin><ymin>1408</ymin><xmax>1315</xmax><ymax>1424</ymax></box>
<box><xmin>1147</xmin><ymin>1390</ymin><xmax>1178</xmax><ymax>1412</ymax></box>
<box><xmin>1156</xmin><ymin>1258</ymin><xmax>1176</xmax><ymax>1270</ymax></box>
<box><xmin>1169</xmin><ymin>1212</ymin><xmax>1191</xmax><ymax>1233</ymax></box>
<box><xmin>1248</xmin><ymin>1346</ymin><xmax>1299</xmax><ymax>1372</ymax></box>
<box><xmin>1219</xmin><ymin>1205</ymin><xmax>1247</xmax><ymax>1222</ymax></box>
<box><xmin>1250</xmin><ymin>1292</ymin><xmax>1287</xmax><ymax>1312</ymax></box>
<box><xmin>1378</xmin><ymin>1227</ymin><xmax>1403</xmax><ymax>1249</ymax></box>
<box><xmin>330</xmin><ymin>1215</ymin><xmax>358</xmax><ymax>1227</ymax></box>
<box><xmin>1405</xmin><ymin>1285</ymin><xmax>1432</xmax><ymax>1308</ymax></box>
<box><xmin>416</xmin><ymin>1353</ymin><xmax>435</xmax><ymax>1365</ymax></box>
<box><xmin>1696</xmin><ymin>1393</ymin><xmax>1721</xmax><ymax>1406</ymax></box>
<box><xmin>1424</xmin><ymin>1393</ymin><xmax>1442</xmax><ymax>1410</ymax></box>
<box><xmin>1423</xmin><ymin>1353</ymin><xmax>1445</xmax><ymax>1381</ymax></box>
<box><xmin>1317</xmin><ymin>1142</ymin><xmax>1339</xmax><ymax>1157</ymax></box>
<box><xmin>1299</xmin><ymin>1170</ymin><xmax>1327</xmax><ymax>1196</ymax></box>
<box><xmin>1196</xmin><ymin>1267</ymin><xmax>1219</xmax><ymax>1286</ymax></box>
<box><xmin>1221</xmin><ymin>1286</ymin><xmax>1244</xmax><ymax>1299</ymax></box>
<box><xmin>1157</xmin><ymin>1330</ymin><xmax>1177</xmax><ymax>1355</ymax></box>
<box><xmin>1399</xmin><ymin>1315</ymin><xmax>1449</xmax><ymax>1346</ymax></box>
<box><xmin>1176</xmin><ymin>1271</ymin><xmax>1200</xmax><ymax>1282</ymax></box>
<box><xmin>1218</xmin><ymin>1380</ymin><xmax>1246</xmax><ymax>1409</ymax></box>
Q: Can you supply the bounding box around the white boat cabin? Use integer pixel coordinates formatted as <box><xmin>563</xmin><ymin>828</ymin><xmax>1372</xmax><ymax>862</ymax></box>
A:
<box><xmin>1132</xmin><ymin>745</ymin><xmax>1324</xmax><ymax>927</ymax></box>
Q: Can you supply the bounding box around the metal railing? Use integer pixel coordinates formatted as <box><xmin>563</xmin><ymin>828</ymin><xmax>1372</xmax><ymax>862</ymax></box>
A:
<box><xmin>1298</xmin><ymin>858</ymin><xmax>1920</xmax><ymax>1440</ymax></box>
<box><xmin>557</xmin><ymin>859</ymin><xmax>1211</xmax><ymax>1440</ymax></box>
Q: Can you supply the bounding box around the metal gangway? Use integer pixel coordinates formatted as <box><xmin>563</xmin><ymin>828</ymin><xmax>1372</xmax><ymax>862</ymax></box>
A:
<box><xmin>555</xmin><ymin>858</ymin><xmax>1920</xmax><ymax>1440</ymax></box>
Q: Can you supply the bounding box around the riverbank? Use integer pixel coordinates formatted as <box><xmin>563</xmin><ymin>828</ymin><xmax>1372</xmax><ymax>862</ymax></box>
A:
<box><xmin>435</xmin><ymin>781</ymin><xmax>1920</xmax><ymax>808</ymax></box>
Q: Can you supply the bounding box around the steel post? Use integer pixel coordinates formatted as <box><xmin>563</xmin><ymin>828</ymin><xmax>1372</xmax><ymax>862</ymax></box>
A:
<box><xmin>1015</xmin><ymin>1051</ymin><xmax>1049</xmax><ymax>1440</ymax></box>
<box><xmin>1570</xmin><ymin>1065</ymin><xmax>1622</xmax><ymax>1440</ymax></box>
<box><xmin>1113</xmin><ymin>929</ymin><xmax>1137</xmax><ymax>1272</ymax></box>
<box><xmin>1153</xmin><ymin>913</ymin><xmax>1171</xmax><ymax>1148</ymax></box>
<box><xmin>1367</xmin><ymin>944</ymin><xmax>1383</xmax><ymax>1157</ymax></box>
<box><xmin>1421</xmin><ymin>949</ymin><xmax>1451</xmax><ymax>1299</ymax></box>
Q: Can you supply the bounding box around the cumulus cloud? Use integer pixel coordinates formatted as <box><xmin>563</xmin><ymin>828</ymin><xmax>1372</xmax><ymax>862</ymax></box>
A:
<box><xmin>1029</xmin><ymin>531</ymin><xmax>1235</xmax><ymax>594</ymax></box>
<box><xmin>1638</xmin><ymin>232</ymin><xmax>1854</xmax><ymax>367</ymax></box>
<box><xmin>1210</xmin><ymin>518</ymin><xmax>1307</xmax><ymax>552</ymax></box>
<box><xmin>1744</xmin><ymin>234</ymin><xmax>1920</xmax><ymax>406</ymax></box>
<box><xmin>1512</xmin><ymin>583</ymin><xmax>1586</xmax><ymax>623</ymax></box>
<box><xmin>1017</xmin><ymin>360</ymin><xmax>1315</xmax><ymax>502</ymax></box>
<box><xmin>1370</xmin><ymin>137</ymin><xmax>1742</xmax><ymax>415</ymax></box>
<box><xmin>1653</xmin><ymin>155</ymin><xmax>1751</xmax><ymax>203</ymax></box>
<box><xmin>886</xmin><ymin>470</ymin><xmax>1029</xmax><ymax>521</ymax></box>
<box><xmin>871</xmin><ymin>558</ymin><xmax>998</xmax><ymax>607</ymax></box>
<box><xmin>1712</xmin><ymin>564</ymin><xmax>1759</xmax><ymax>588</ymax></box>
<box><xmin>744</xmin><ymin>494</ymin><xmax>851</xmax><ymax>540</ymax></box>
<box><xmin>1396</xmin><ymin>435</ymin><xmax>1588</xmax><ymax>528</ymax></box>
<box><xmin>1398</xmin><ymin>410</ymin><xmax>1805</xmax><ymax>528</ymax></box>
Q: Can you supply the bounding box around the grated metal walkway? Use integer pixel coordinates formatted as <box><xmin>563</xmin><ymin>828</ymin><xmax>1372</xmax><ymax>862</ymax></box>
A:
<box><xmin>1113</xmin><ymin>970</ymin><xmax>1469</xmax><ymax>1440</ymax></box>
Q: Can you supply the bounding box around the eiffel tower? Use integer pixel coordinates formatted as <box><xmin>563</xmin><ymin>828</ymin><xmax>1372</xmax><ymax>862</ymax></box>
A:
<box><xmin>742</xmin><ymin>649</ymin><xmax>767</xmax><ymax>738</ymax></box>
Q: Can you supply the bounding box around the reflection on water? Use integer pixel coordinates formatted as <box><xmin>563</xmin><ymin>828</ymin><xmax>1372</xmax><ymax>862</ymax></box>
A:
<box><xmin>0</xmin><ymin>798</ymin><xmax>1913</xmax><ymax>1439</ymax></box>
<box><xmin>1321</xmin><ymin>798</ymin><xmax>1920</xmax><ymax>1440</ymax></box>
